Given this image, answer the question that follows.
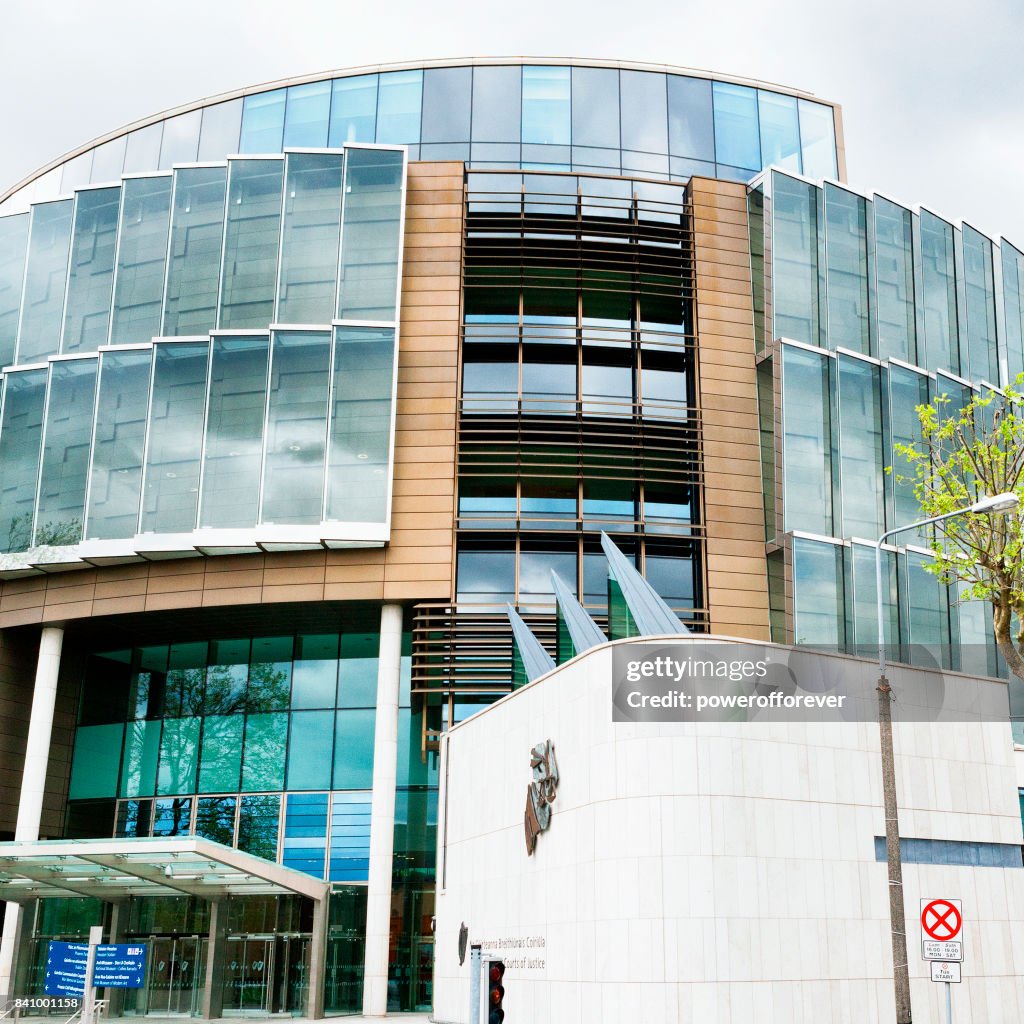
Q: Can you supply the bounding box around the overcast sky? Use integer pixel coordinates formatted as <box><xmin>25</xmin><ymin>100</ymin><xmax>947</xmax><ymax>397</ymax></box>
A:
<box><xmin>2</xmin><ymin>0</ymin><xmax>1022</xmax><ymax>241</ymax></box>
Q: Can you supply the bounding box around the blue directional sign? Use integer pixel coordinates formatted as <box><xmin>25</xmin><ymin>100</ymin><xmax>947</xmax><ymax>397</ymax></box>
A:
<box><xmin>93</xmin><ymin>944</ymin><xmax>148</xmax><ymax>989</ymax></box>
<box><xmin>43</xmin><ymin>941</ymin><xmax>88</xmax><ymax>997</ymax></box>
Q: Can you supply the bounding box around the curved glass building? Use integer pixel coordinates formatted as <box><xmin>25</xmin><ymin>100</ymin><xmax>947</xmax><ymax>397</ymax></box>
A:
<box><xmin>0</xmin><ymin>57</ymin><xmax>1018</xmax><ymax>1019</ymax></box>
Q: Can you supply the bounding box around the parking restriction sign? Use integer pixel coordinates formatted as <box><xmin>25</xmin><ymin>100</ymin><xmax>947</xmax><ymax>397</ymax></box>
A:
<box><xmin>920</xmin><ymin>898</ymin><xmax>963</xmax><ymax>962</ymax></box>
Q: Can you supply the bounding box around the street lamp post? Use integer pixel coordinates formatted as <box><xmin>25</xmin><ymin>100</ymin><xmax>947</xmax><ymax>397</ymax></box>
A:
<box><xmin>874</xmin><ymin>491</ymin><xmax>1019</xmax><ymax>1024</ymax></box>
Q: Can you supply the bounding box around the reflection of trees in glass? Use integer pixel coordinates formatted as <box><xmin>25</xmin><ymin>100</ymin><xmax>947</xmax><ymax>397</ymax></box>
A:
<box><xmin>34</xmin><ymin>517</ymin><xmax>83</xmax><ymax>546</ymax></box>
<box><xmin>153</xmin><ymin>797</ymin><xmax>192</xmax><ymax>836</ymax></box>
<box><xmin>246</xmin><ymin>662</ymin><xmax>291</xmax><ymax>711</ymax></box>
<box><xmin>5</xmin><ymin>512</ymin><xmax>32</xmax><ymax>552</ymax></box>
<box><xmin>196</xmin><ymin>796</ymin><xmax>237</xmax><ymax>845</ymax></box>
<box><xmin>241</xmin><ymin>715</ymin><xmax>287</xmax><ymax>791</ymax></box>
<box><xmin>238</xmin><ymin>795</ymin><xmax>280</xmax><ymax>860</ymax></box>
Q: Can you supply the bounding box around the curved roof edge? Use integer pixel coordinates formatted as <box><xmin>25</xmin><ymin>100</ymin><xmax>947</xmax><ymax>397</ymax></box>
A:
<box><xmin>1</xmin><ymin>55</ymin><xmax>839</xmax><ymax>206</ymax></box>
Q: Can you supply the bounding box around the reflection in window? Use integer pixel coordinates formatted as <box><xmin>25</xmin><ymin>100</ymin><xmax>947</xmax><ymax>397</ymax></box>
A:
<box><xmin>376</xmin><ymin>71</ymin><xmax>423</xmax><ymax>144</ymax></box>
<box><xmin>18</xmin><ymin>199</ymin><xmax>73</xmax><ymax>362</ymax></box>
<box><xmin>919</xmin><ymin>211</ymin><xmax>960</xmax><ymax>374</ymax></box>
<box><xmin>837</xmin><ymin>356</ymin><xmax>883</xmax><ymax>538</ymax></box>
<box><xmin>571</xmin><ymin>66</ymin><xmax>619</xmax><ymax>150</ymax></box>
<box><xmin>238</xmin><ymin>794</ymin><xmax>280</xmax><ymax>860</ymax></box>
<box><xmin>329</xmin><ymin>793</ymin><xmax>372</xmax><ymax>882</ymax></box>
<box><xmin>120</xmin><ymin>720</ymin><xmax>160</xmax><ymax>797</ymax></box>
<box><xmin>903</xmin><ymin>550</ymin><xmax>950</xmax><ymax>668</ymax></box>
<box><xmin>291</xmin><ymin>634</ymin><xmax>339</xmax><ymax>709</ymax></box>
<box><xmin>758</xmin><ymin>91</ymin><xmax>801</xmax><ymax>172</ymax></box>
<box><xmin>713</xmin><ymin>83</ymin><xmax>760</xmax><ymax>172</ymax></box>
<box><xmin>329</xmin><ymin>76</ymin><xmax>378</xmax><ymax>145</ymax></box>
<box><xmin>472</xmin><ymin>66</ymin><xmax>522</xmax><ymax>143</ymax></box>
<box><xmin>198</xmin><ymin>99</ymin><xmax>243</xmax><ymax>161</ymax></box>
<box><xmin>581</xmin><ymin>350</ymin><xmax>633</xmax><ymax>415</ymax></box>
<box><xmin>157</xmin><ymin>718</ymin><xmax>200</xmax><ymax>795</ymax></box>
<box><xmin>873</xmin><ymin>197</ymin><xmax>916</xmax><ymax>362</ymax></box>
<box><xmin>824</xmin><ymin>185</ymin><xmax>870</xmax><ymax>353</ymax></box>
<box><xmin>772</xmin><ymin>172</ymin><xmax>822</xmax><ymax>347</ymax></box>
<box><xmin>887</xmin><ymin>365</ymin><xmax>930</xmax><ymax>542</ymax></box>
<box><xmin>582</xmin><ymin>479</ymin><xmax>635</xmax><ymax>529</ymax></box>
<box><xmin>456</xmin><ymin>542</ymin><xmax>515</xmax><ymax>605</ymax></box>
<box><xmin>152</xmin><ymin>797</ymin><xmax>192</xmax><ymax>837</ymax></box>
<box><xmin>961</xmin><ymin>225</ymin><xmax>998</xmax><ymax>383</ymax></box>
<box><xmin>284</xmin><ymin>81</ymin><xmax>331</xmax><ymax>148</ymax></box>
<box><xmin>521</xmin><ymin>477</ymin><xmax>576</xmax><ymax>526</ymax></box>
<box><xmin>522</xmin><ymin>66</ymin><xmax>570</xmax><ymax>146</ymax></box>
<box><xmin>619</xmin><ymin>71</ymin><xmax>668</xmax><ymax>154</ymax></box>
<box><xmin>239</xmin><ymin>89</ymin><xmax>286</xmax><ymax>153</ymax></box>
<box><xmin>421</xmin><ymin>67</ymin><xmax>472</xmax><ymax>143</ymax></box>
<box><xmin>196</xmin><ymin>795</ymin><xmax>236</xmax><ymax>845</ymax></box>
<box><xmin>283</xmin><ymin>792</ymin><xmax>328</xmax><ymax>877</ymax></box>
<box><xmin>197</xmin><ymin>716</ymin><xmax>244</xmax><ymax>793</ymax></box>
<box><xmin>204</xmin><ymin>638</ymin><xmax>250</xmax><ymax>714</ymax></box>
<box><xmin>793</xmin><ymin>538</ymin><xmax>844</xmax><ymax>648</ymax></box>
<box><xmin>458</xmin><ymin>476</ymin><xmax>516</xmax><ymax>524</ymax></box>
<box><xmin>519</xmin><ymin>545</ymin><xmax>576</xmax><ymax>608</ymax></box>
<box><xmin>69</xmin><ymin>723</ymin><xmax>124</xmax><ymax>799</ymax></box>
<box><xmin>644</xmin><ymin>547</ymin><xmax>694</xmax><ymax>609</ymax></box>
<box><xmin>0</xmin><ymin>213</ymin><xmax>29</xmax><ymax>366</ymax></box>
<box><xmin>116</xmin><ymin>799</ymin><xmax>153</xmax><ymax>838</ymax></box>
<box><xmin>158</xmin><ymin>110</ymin><xmax>201</xmax><ymax>169</ymax></box>
<box><xmin>1001</xmin><ymin>242</ymin><xmax>1024</xmax><ymax>382</ymax></box>
<box><xmin>241</xmin><ymin>713</ymin><xmax>287</xmax><ymax>792</ymax></box>
<box><xmin>333</xmin><ymin>709</ymin><xmax>375</xmax><ymax>789</ymax></box>
<box><xmin>248</xmin><ymin>636</ymin><xmax>293</xmax><ymax>711</ymax></box>
<box><xmin>798</xmin><ymin>99</ymin><xmax>838</xmax><ymax>179</ymax></box>
<box><xmin>845</xmin><ymin>543</ymin><xmax>899</xmax><ymax>653</ymax></box>
<box><xmin>666</xmin><ymin>76</ymin><xmax>714</xmax><ymax>164</ymax></box>
<box><xmin>62</xmin><ymin>187</ymin><xmax>120</xmax><ymax>353</ymax></box>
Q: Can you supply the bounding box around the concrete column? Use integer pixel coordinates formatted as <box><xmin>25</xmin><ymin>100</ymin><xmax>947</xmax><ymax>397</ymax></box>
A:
<box><xmin>104</xmin><ymin>903</ymin><xmax>128</xmax><ymax>1016</ymax></box>
<box><xmin>0</xmin><ymin>626</ymin><xmax>64</xmax><ymax>996</ymax></box>
<box><xmin>306</xmin><ymin>896</ymin><xmax>329</xmax><ymax>1020</ymax></box>
<box><xmin>361</xmin><ymin>604</ymin><xmax>403</xmax><ymax>1017</ymax></box>
<box><xmin>202</xmin><ymin>900</ymin><xmax>228</xmax><ymax>1020</ymax></box>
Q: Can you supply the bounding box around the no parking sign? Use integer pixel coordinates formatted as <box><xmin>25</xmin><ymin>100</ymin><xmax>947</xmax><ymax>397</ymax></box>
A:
<box><xmin>920</xmin><ymin>898</ymin><xmax>963</xmax><ymax>963</ymax></box>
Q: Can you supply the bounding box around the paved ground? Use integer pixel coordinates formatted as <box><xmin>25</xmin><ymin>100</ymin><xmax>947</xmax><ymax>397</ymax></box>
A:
<box><xmin>130</xmin><ymin>1017</ymin><xmax>431</xmax><ymax>1023</ymax></box>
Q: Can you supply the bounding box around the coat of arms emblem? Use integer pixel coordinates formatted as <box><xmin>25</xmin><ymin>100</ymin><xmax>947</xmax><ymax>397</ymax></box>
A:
<box><xmin>524</xmin><ymin>739</ymin><xmax>559</xmax><ymax>855</ymax></box>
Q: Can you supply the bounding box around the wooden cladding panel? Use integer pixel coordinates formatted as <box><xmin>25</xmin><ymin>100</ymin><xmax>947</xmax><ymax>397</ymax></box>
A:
<box><xmin>690</xmin><ymin>176</ymin><xmax>770</xmax><ymax>641</ymax></box>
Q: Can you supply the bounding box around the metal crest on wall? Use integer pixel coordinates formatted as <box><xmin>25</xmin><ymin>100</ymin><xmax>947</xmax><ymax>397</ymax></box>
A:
<box><xmin>524</xmin><ymin>740</ymin><xmax>559</xmax><ymax>855</ymax></box>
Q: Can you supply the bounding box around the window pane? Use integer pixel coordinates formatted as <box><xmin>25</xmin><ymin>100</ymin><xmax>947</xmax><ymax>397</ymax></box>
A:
<box><xmin>120</xmin><ymin>719</ymin><xmax>161</xmax><ymax>797</ymax></box>
<box><xmin>338</xmin><ymin>632</ymin><xmax>378</xmax><ymax>708</ymax></box>
<box><xmin>376</xmin><ymin>70</ymin><xmax>422</xmax><ymax>144</ymax></box>
<box><xmin>824</xmin><ymin>184</ymin><xmax>869</xmax><ymax>353</ymax></box>
<box><xmin>123</xmin><ymin>124</ymin><xmax>163</xmax><ymax>174</ymax></box>
<box><xmin>962</xmin><ymin>225</ymin><xmax>998</xmax><ymax>383</ymax></box>
<box><xmin>283</xmin><ymin>792</ymin><xmax>328</xmax><ymax>878</ymax></box>
<box><xmin>758</xmin><ymin>91</ymin><xmax>801</xmax><ymax>172</ymax></box>
<box><xmin>197</xmin><ymin>716</ymin><xmax>244</xmax><ymax>793</ymax></box>
<box><xmin>329</xmin><ymin>793</ymin><xmax>371</xmax><ymax>882</ymax></box>
<box><xmin>0</xmin><ymin>369</ymin><xmax>46</xmax><ymax>553</ymax></box>
<box><xmin>110</xmin><ymin>177</ymin><xmax>172</xmax><ymax>345</ymax></box>
<box><xmin>219</xmin><ymin>159</ymin><xmax>283</xmax><ymax>329</ymax></box>
<box><xmin>571</xmin><ymin>66</ymin><xmax>619</xmax><ymax>150</ymax></box>
<box><xmin>141</xmin><ymin>342</ymin><xmax>208</xmax><ymax>534</ymax></box>
<box><xmin>240</xmin><ymin>89</ymin><xmax>286</xmax><ymax>153</ymax></box>
<box><xmin>157</xmin><ymin>717</ymin><xmax>200</xmax><ymax>795</ymax></box>
<box><xmin>421</xmin><ymin>67</ymin><xmax>472</xmax><ymax>143</ymax></box>
<box><xmin>241</xmin><ymin>712</ymin><xmax>287</xmax><ymax>791</ymax></box>
<box><xmin>91</xmin><ymin>136</ymin><xmax>127</xmax><ymax>183</ymax></box>
<box><xmin>521</xmin><ymin>477</ymin><xmax>576</xmax><ymax>524</ymax></box>
<box><xmin>0</xmin><ymin>213</ymin><xmax>29</xmax><ymax>366</ymax></box>
<box><xmin>198</xmin><ymin>99</ymin><xmax>243</xmax><ymax>161</ymax></box>
<box><xmin>238</xmin><ymin>794</ymin><xmax>280</xmax><ymax>859</ymax></box>
<box><xmin>619</xmin><ymin>71</ymin><xmax>667</xmax><ymax>154</ymax></box>
<box><xmin>199</xmin><ymin>336</ymin><xmax>268</xmax><ymax>529</ymax></box>
<box><xmin>163</xmin><ymin>641</ymin><xmax>206</xmax><ymax>718</ymax></box>
<box><xmin>644</xmin><ymin>550</ymin><xmax>694</xmax><ymax>608</ymax></box>
<box><xmin>86</xmin><ymin>348</ymin><xmax>152</xmax><ymax>540</ymax></box>
<box><xmin>36</xmin><ymin>358</ymin><xmax>97</xmax><ymax>546</ymax></box>
<box><xmin>292</xmin><ymin>634</ymin><xmax>339</xmax><ymax>708</ymax></box>
<box><xmin>163</xmin><ymin>166</ymin><xmax>227</xmax><ymax>336</ymax></box>
<box><xmin>204</xmin><ymin>638</ymin><xmax>249</xmax><ymax>714</ymax></box>
<box><xmin>456</xmin><ymin>545</ymin><xmax>515</xmax><ymax>604</ymax></box>
<box><xmin>277</xmin><ymin>153</ymin><xmax>344</xmax><ymax>325</ymax></box>
<box><xmin>793</xmin><ymin>538</ymin><xmax>844</xmax><ymax>648</ymax></box>
<box><xmin>903</xmin><ymin>550</ymin><xmax>950</xmax><ymax>667</ymax></box>
<box><xmin>158</xmin><ymin>110</ymin><xmax>201</xmax><ymax>169</ymax></box>
<box><xmin>18</xmin><ymin>199</ymin><xmax>73</xmax><ymax>362</ymax></box>
<box><xmin>1003</xmin><ymin>242</ymin><xmax>1024</xmax><ymax>382</ymax></box>
<box><xmin>326</xmin><ymin>326</ymin><xmax>395</xmax><ymax>523</ymax></box>
<box><xmin>713</xmin><ymin>82</ymin><xmax>760</xmax><ymax>171</ymax></box>
<box><xmin>518</xmin><ymin>547</ymin><xmax>577</xmax><ymax>607</ymax></box>
<box><xmin>472</xmin><ymin>66</ymin><xmax>521</xmax><ymax>143</ymax></box>
<box><xmin>887</xmin><ymin>364</ymin><xmax>930</xmax><ymax>539</ymax></box>
<box><xmin>837</xmin><ymin>355</ymin><xmax>883</xmax><ymax>538</ymax></box>
<box><xmin>522</xmin><ymin>66</ymin><xmax>570</xmax><ymax>145</ymax></box>
<box><xmin>919</xmin><ymin>211</ymin><xmax>960</xmax><ymax>374</ymax></box>
<box><xmin>116</xmin><ymin>799</ymin><xmax>153</xmax><ymax>838</ymax></box>
<box><xmin>69</xmin><ymin>723</ymin><xmax>124</xmax><ymax>799</ymax></box>
<box><xmin>874</xmin><ymin>197</ymin><xmax>916</xmax><ymax>363</ymax></box>
<box><xmin>248</xmin><ymin>636</ymin><xmax>293</xmax><ymax>711</ymax></box>
<box><xmin>287</xmin><ymin>710</ymin><xmax>334</xmax><ymax>790</ymax></box>
<box><xmin>62</xmin><ymin>187</ymin><xmax>120</xmax><ymax>352</ymax></box>
<box><xmin>333</xmin><ymin>709</ymin><xmax>375</xmax><ymax>789</ymax></box>
<box><xmin>798</xmin><ymin>99</ymin><xmax>838</xmax><ymax>179</ymax></box>
<box><xmin>667</xmin><ymin>76</ymin><xmax>714</xmax><ymax>162</ymax></box>
<box><xmin>337</xmin><ymin>149</ymin><xmax>404</xmax><ymax>320</ymax></box>
<box><xmin>284</xmin><ymin>81</ymin><xmax>331</xmax><ymax>148</ymax></box>
<box><xmin>196</xmin><ymin>795</ymin><xmax>236</xmax><ymax>845</ymax></box>
<box><xmin>845</xmin><ymin>542</ymin><xmax>898</xmax><ymax>652</ymax></box>
<box><xmin>583</xmin><ymin>479</ymin><xmax>635</xmax><ymax>527</ymax></box>
<box><xmin>329</xmin><ymin>76</ymin><xmax>378</xmax><ymax>146</ymax></box>
<box><xmin>772</xmin><ymin>171</ymin><xmax>822</xmax><ymax>346</ymax></box>
<box><xmin>152</xmin><ymin>797</ymin><xmax>192</xmax><ymax>836</ymax></box>
<box><xmin>261</xmin><ymin>330</ymin><xmax>331</xmax><ymax>525</ymax></box>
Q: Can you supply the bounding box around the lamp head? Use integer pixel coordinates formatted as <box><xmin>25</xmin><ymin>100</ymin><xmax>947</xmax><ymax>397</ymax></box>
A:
<box><xmin>970</xmin><ymin>492</ymin><xmax>1020</xmax><ymax>515</ymax></box>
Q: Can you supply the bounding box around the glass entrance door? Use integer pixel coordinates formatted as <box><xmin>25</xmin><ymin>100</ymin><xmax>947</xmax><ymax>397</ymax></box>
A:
<box><xmin>223</xmin><ymin>937</ymin><xmax>273</xmax><ymax>1015</ymax></box>
<box><xmin>146</xmin><ymin>936</ymin><xmax>204</xmax><ymax>1015</ymax></box>
<box><xmin>271</xmin><ymin>936</ymin><xmax>310</xmax><ymax>1015</ymax></box>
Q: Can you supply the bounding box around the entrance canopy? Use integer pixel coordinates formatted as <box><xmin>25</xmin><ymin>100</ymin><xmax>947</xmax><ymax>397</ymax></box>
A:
<box><xmin>0</xmin><ymin>837</ymin><xmax>328</xmax><ymax>903</ymax></box>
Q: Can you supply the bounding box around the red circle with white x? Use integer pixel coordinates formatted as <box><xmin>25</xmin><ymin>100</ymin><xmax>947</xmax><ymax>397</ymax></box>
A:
<box><xmin>921</xmin><ymin>900</ymin><xmax>961</xmax><ymax>941</ymax></box>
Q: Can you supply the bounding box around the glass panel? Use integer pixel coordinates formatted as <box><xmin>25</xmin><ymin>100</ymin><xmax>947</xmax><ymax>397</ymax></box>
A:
<box><xmin>874</xmin><ymin>197</ymin><xmax>916</xmax><ymax>363</ymax></box>
<box><xmin>282</xmin><ymin>792</ymin><xmax>328</xmax><ymax>877</ymax></box>
<box><xmin>919</xmin><ymin>210</ymin><xmax>960</xmax><ymax>374</ymax></box>
<box><xmin>204</xmin><ymin>638</ymin><xmax>249</xmax><ymax>714</ymax></box>
<box><xmin>824</xmin><ymin>184</ymin><xmax>870</xmax><ymax>354</ymax></box>
<box><xmin>219</xmin><ymin>159</ymin><xmax>283</xmax><ymax>330</ymax></box>
<box><xmin>522</xmin><ymin>66</ymin><xmax>570</xmax><ymax>145</ymax></box>
<box><xmin>772</xmin><ymin>172</ymin><xmax>821</xmax><ymax>346</ymax></box>
<box><xmin>130</xmin><ymin>646</ymin><xmax>168</xmax><ymax>720</ymax></box>
<box><xmin>333</xmin><ymin>709</ymin><xmax>375</xmax><ymax>789</ymax></box>
<box><xmin>329</xmin><ymin>75</ymin><xmax>378</xmax><ymax>146</ymax></box>
<box><xmin>667</xmin><ymin>76</ymin><xmax>714</xmax><ymax>162</ymax></box>
<box><xmin>91</xmin><ymin>137</ymin><xmax>127</xmax><ymax>183</ymax></box>
<box><xmin>456</xmin><ymin>544</ymin><xmax>515</xmax><ymax>605</ymax></box>
<box><xmin>157</xmin><ymin>717</ymin><xmax>200</xmax><ymax>795</ymax></box>
<box><xmin>522</xmin><ymin>343</ymin><xmax>575</xmax><ymax>412</ymax></box>
<box><xmin>196</xmin><ymin>795</ymin><xmax>236</xmax><ymax>845</ymax></box>
<box><xmin>518</xmin><ymin>546</ymin><xmax>576</xmax><ymax>608</ymax></box>
<box><xmin>458</xmin><ymin>476</ymin><xmax>515</xmax><ymax>524</ymax></box>
<box><xmin>522</xmin><ymin>476</ymin><xmax>577</xmax><ymax>525</ymax></box>
<box><xmin>325</xmin><ymin>888</ymin><xmax>367</xmax><ymax>1013</ymax></box>
<box><xmin>292</xmin><ymin>634</ymin><xmax>339</xmax><ymax>708</ymax></box>
<box><xmin>337</xmin><ymin>148</ymin><xmax>404</xmax><ymax>320</ymax></box>
<box><xmin>62</xmin><ymin>187</ymin><xmax>120</xmax><ymax>352</ymax></box>
<box><xmin>793</xmin><ymin>538</ymin><xmax>845</xmax><ymax>648</ymax></box>
<box><xmin>328</xmin><ymin>793</ymin><xmax>371</xmax><ymax>882</ymax></box>
<box><xmin>326</xmin><ymin>326</ymin><xmax>395</xmax><ymax>523</ymax></box>
<box><xmin>277</xmin><ymin>153</ymin><xmax>344</xmax><ymax>325</ymax></box>
<box><xmin>248</xmin><ymin>636</ymin><xmax>293</xmax><ymax>711</ymax></box>
<box><xmin>239</xmin><ymin>89</ymin><xmax>286</xmax><ymax>153</ymax></box>
<box><xmin>845</xmin><ymin>542</ymin><xmax>899</xmax><ymax>653</ymax></box>
<box><xmin>109</xmin><ymin>177</ymin><xmax>172</xmax><ymax>345</ymax></box>
<box><xmin>961</xmin><ymin>225</ymin><xmax>998</xmax><ymax>383</ymax></box>
<box><xmin>713</xmin><ymin>82</ymin><xmax>760</xmax><ymax>172</ymax></box>
<box><xmin>123</xmin><ymin>124</ymin><xmax>163</xmax><ymax>173</ymax></box>
<box><xmin>61</xmin><ymin>152</ymin><xmax>94</xmax><ymax>194</ymax></box>
<box><xmin>120</xmin><ymin>719</ymin><xmax>161</xmax><ymax>797</ymax></box>
<box><xmin>115</xmin><ymin>799</ymin><xmax>153</xmax><ymax>838</ymax></box>
<box><xmin>261</xmin><ymin>330</ymin><xmax>330</xmax><ymax>524</ymax></box>
<box><xmin>141</xmin><ymin>342</ymin><xmax>208</xmax><ymax>534</ymax></box>
<box><xmin>69</xmin><ymin>723</ymin><xmax>124</xmax><ymax>799</ymax></box>
<box><xmin>782</xmin><ymin>345</ymin><xmax>833</xmax><ymax>535</ymax></box>
<box><xmin>163</xmin><ymin>166</ymin><xmax>227</xmax><ymax>336</ymax></box>
<box><xmin>197</xmin><ymin>716</ymin><xmax>244</xmax><ymax>793</ymax></box>
<box><xmin>338</xmin><ymin>632</ymin><xmax>378</xmax><ymax>708</ymax></box>
<box><xmin>903</xmin><ymin>550</ymin><xmax>950</xmax><ymax>667</ymax></box>
<box><xmin>571</xmin><ymin>66</ymin><xmax>619</xmax><ymax>149</ymax></box>
<box><xmin>240</xmin><ymin>713</ymin><xmax>287</xmax><ymax>791</ymax></box>
<box><xmin>798</xmin><ymin>99</ymin><xmax>838</xmax><ymax>179</ymax></box>
<box><xmin>619</xmin><ymin>71</ymin><xmax>667</xmax><ymax>154</ymax></box>
<box><xmin>163</xmin><ymin>641</ymin><xmax>206</xmax><ymax>718</ymax></box>
<box><xmin>35</xmin><ymin>358</ymin><xmax>97</xmax><ymax>546</ymax></box>
<box><xmin>644</xmin><ymin>550</ymin><xmax>694</xmax><ymax>608</ymax></box>
<box><xmin>887</xmin><ymin>364</ymin><xmax>930</xmax><ymax>542</ymax></box>
<box><xmin>283</xmin><ymin>81</ymin><xmax>331</xmax><ymax>148</ymax></box>
<box><xmin>0</xmin><ymin>214</ymin><xmax>29</xmax><ymax>366</ymax></box>
<box><xmin>85</xmin><ymin>348</ymin><xmax>152</xmax><ymax>540</ymax></box>
<box><xmin>18</xmin><ymin>200</ymin><xmax>73</xmax><ymax>362</ymax></box>
<box><xmin>237</xmin><ymin>794</ymin><xmax>280</xmax><ymax>858</ymax></box>
<box><xmin>199</xmin><ymin>335</ymin><xmax>268</xmax><ymax>529</ymax></box>
<box><xmin>152</xmin><ymin>797</ymin><xmax>192</xmax><ymax>836</ymax></box>
<box><xmin>376</xmin><ymin>70</ymin><xmax>422</xmax><ymax>144</ymax></box>
<box><xmin>421</xmin><ymin>67</ymin><xmax>472</xmax><ymax>143</ymax></box>
<box><xmin>758</xmin><ymin>91</ymin><xmax>801</xmax><ymax>172</ymax></box>
<box><xmin>158</xmin><ymin>110</ymin><xmax>201</xmax><ymax>169</ymax></box>
<box><xmin>198</xmin><ymin>99</ymin><xmax>243</xmax><ymax>161</ymax></box>
<box><xmin>1001</xmin><ymin>242</ymin><xmax>1024</xmax><ymax>383</ymax></box>
<box><xmin>0</xmin><ymin>369</ymin><xmax>46</xmax><ymax>552</ymax></box>
<box><xmin>837</xmin><ymin>355</ymin><xmax>883</xmax><ymax>538</ymax></box>
<box><xmin>471</xmin><ymin>66</ymin><xmax>521</xmax><ymax>143</ymax></box>
<box><xmin>954</xmin><ymin>580</ymin><xmax>999</xmax><ymax>678</ymax></box>
<box><xmin>287</xmin><ymin>711</ymin><xmax>334</xmax><ymax>789</ymax></box>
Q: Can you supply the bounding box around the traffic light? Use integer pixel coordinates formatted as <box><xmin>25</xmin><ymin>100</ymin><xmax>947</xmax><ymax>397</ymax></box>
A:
<box><xmin>487</xmin><ymin>960</ymin><xmax>505</xmax><ymax>1024</ymax></box>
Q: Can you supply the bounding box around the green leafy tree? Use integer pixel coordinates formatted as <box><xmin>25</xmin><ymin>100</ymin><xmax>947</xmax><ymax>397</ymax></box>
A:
<box><xmin>894</xmin><ymin>383</ymin><xmax>1024</xmax><ymax>680</ymax></box>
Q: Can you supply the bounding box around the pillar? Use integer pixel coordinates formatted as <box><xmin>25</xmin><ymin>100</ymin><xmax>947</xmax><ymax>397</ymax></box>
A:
<box><xmin>306</xmin><ymin>895</ymin><xmax>330</xmax><ymax>1020</ymax></box>
<box><xmin>104</xmin><ymin>902</ymin><xmax>128</xmax><ymax>1016</ymax></box>
<box><xmin>0</xmin><ymin>626</ymin><xmax>64</xmax><ymax>996</ymax></box>
<box><xmin>201</xmin><ymin>900</ymin><xmax>228</xmax><ymax>1019</ymax></box>
<box><xmin>361</xmin><ymin>604</ymin><xmax>402</xmax><ymax>1016</ymax></box>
